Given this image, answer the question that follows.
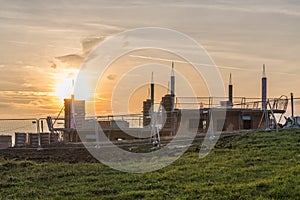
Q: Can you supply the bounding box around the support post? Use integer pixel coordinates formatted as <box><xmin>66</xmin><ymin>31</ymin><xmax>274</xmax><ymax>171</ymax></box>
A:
<box><xmin>171</xmin><ymin>62</ymin><xmax>175</xmax><ymax>111</ymax></box>
<box><xmin>229</xmin><ymin>73</ymin><xmax>233</xmax><ymax>106</ymax></box>
<box><xmin>291</xmin><ymin>92</ymin><xmax>294</xmax><ymax>120</ymax></box>
<box><xmin>262</xmin><ymin>64</ymin><xmax>267</xmax><ymax>110</ymax></box>
<box><xmin>37</xmin><ymin>119</ymin><xmax>41</xmax><ymax>149</ymax></box>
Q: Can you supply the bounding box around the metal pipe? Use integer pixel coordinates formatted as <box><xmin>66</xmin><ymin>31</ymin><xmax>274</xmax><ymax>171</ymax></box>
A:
<box><xmin>171</xmin><ymin>62</ymin><xmax>175</xmax><ymax>111</ymax></box>
<box><xmin>37</xmin><ymin>119</ymin><xmax>41</xmax><ymax>148</ymax></box>
<box><xmin>291</xmin><ymin>92</ymin><xmax>294</xmax><ymax>119</ymax></box>
<box><xmin>229</xmin><ymin>73</ymin><xmax>233</xmax><ymax>105</ymax></box>
<box><xmin>262</xmin><ymin>64</ymin><xmax>267</xmax><ymax>110</ymax></box>
<box><xmin>151</xmin><ymin>72</ymin><xmax>154</xmax><ymax>112</ymax></box>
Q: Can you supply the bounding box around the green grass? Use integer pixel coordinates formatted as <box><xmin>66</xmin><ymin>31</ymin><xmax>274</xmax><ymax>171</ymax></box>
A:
<box><xmin>1</xmin><ymin>130</ymin><xmax>300</xmax><ymax>199</ymax></box>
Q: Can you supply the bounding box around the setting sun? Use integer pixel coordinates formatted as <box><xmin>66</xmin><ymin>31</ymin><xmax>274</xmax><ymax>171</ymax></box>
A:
<box><xmin>54</xmin><ymin>69</ymin><xmax>79</xmax><ymax>104</ymax></box>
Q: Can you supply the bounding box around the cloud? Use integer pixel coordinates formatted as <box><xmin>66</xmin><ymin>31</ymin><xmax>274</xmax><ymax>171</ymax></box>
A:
<box><xmin>49</xmin><ymin>61</ymin><xmax>57</xmax><ymax>69</ymax></box>
<box><xmin>0</xmin><ymin>90</ymin><xmax>60</xmax><ymax>118</ymax></box>
<box><xmin>81</xmin><ymin>36</ymin><xmax>106</xmax><ymax>55</ymax></box>
<box><xmin>55</xmin><ymin>54</ymin><xmax>84</xmax><ymax>69</ymax></box>
<box><xmin>7</xmin><ymin>40</ymin><xmax>35</xmax><ymax>46</ymax></box>
<box><xmin>95</xmin><ymin>96</ymin><xmax>110</xmax><ymax>102</ymax></box>
<box><xmin>173</xmin><ymin>1</ymin><xmax>300</xmax><ymax>17</ymax></box>
<box><xmin>129</xmin><ymin>53</ymin><xmax>299</xmax><ymax>77</ymax></box>
<box><xmin>53</xmin><ymin>36</ymin><xmax>105</xmax><ymax>69</ymax></box>
<box><xmin>21</xmin><ymin>83</ymin><xmax>33</xmax><ymax>88</ymax></box>
<box><xmin>22</xmin><ymin>65</ymin><xmax>35</xmax><ymax>69</ymax></box>
<box><xmin>56</xmin><ymin>54</ymin><xmax>83</xmax><ymax>63</ymax></box>
<box><xmin>107</xmin><ymin>74</ymin><xmax>117</xmax><ymax>81</ymax></box>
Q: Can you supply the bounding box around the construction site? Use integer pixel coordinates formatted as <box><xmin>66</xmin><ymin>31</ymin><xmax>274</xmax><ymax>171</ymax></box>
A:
<box><xmin>0</xmin><ymin>63</ymin><xmax>299</xmax><ymax>149</ymax></box>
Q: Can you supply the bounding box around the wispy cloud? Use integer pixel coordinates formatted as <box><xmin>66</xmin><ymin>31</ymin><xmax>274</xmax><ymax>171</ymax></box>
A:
<box><xmin>129</xmin><ymin>54</ymin><xmax>215</xmax><ymax>67</ymax></box>
<box><xmin>0</xmin><ymin>89</ymin><xmax>61</xmax><ymax>118</ymax></box>
<box><xmin>129</xmin><ymin>54</ymin><xmax>299</xmax><ymax>77</ymax></box>
<box><xmin>107</xmin><ymin>74</ymin><xmax>117</xmax><ymax>81</ymax></box>
<box><xmin>7</xmin><ymin>40</ymin><xmax>36</xmax><ymax>46</ymax></box>
<box><xmin>49</xmin><ymin>61</ymin><xmax>57</xmax><ymax>69</ymax></box>
<box><xmin>173</xmin><ymin>1</ymin><xmax>300</xmax><ymax>17</ymax></box>
<box><xmin>55</xmin><ymin>54</ymin><xmax>84</xmax><ymax>69</ymax></box>
<box><xmin>53</xmin><ymin>36</ymin><xmax>105</xmax><ymax>69</ymax></box>
<box><xmin>81</xmin><ymin>36</ymin><xmax>106</xmax><ymax>55</ymax></box>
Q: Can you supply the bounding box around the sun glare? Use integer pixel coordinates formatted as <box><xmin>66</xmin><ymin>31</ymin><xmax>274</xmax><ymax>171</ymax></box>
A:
<box><xmin>54</xmin><ymin>69</ymin><xmax>79</xmax><ymax>104</ymax></box>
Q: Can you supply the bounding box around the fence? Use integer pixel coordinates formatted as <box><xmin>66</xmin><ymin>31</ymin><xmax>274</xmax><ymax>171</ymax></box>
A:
<box><xmin>0</xmin><ymin>118</ymin><xmax>51</xmax><ymax>146</ymax></box>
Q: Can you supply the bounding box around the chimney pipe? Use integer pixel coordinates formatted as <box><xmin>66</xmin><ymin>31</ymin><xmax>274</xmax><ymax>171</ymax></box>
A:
<box><xmin>291</xmin><ymin>92</ymin><xmax>294</xmax><ymax>119</ymax></box>
<box><xmin>171</xmin><ymin>62</ymin><xmax>175</xmax><ymax>111</ymax></box>
<box><xmin>262</xmin><ymin>64</ymin><xmax>267</xmax><ymax>110</ymax></box>
<box><xmin>151</xmin><ymin>72</ymin><xmax>154</xmax><ymax>112</ymax></box>
<box><xmin>229</xmin><ymin>73</ymin><xmax>233</xmax><ymax>105</ymax></box>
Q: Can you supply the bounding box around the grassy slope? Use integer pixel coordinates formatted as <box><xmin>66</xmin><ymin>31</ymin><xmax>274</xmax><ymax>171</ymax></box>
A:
<box><xmin>0</xmin><ymin>130</ymin><xmax>299</xmax><ymax>200</ymax></box>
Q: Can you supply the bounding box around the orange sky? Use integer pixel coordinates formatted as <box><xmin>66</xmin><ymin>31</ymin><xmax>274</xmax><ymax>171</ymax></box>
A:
<box><xmin>0</xmin><ymin>0</ymin><xmax>300</xmax><ymax>118</ymax></box>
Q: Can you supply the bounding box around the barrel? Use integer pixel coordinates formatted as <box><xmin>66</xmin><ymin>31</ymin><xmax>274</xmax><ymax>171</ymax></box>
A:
<box><xmin>15</xmin><ymin>133</ymin><xmax>27</xmax><ymax>147</ymax></box>
<box><xmin>40</xmin><ymin>133</ymin><xmax>50</xmax><ymax>145</ymax></box>
<box><xmin>28</xmin><ymin>133</ymin><xmax>39</xmax><ymax>147</ymax></box>
<box><xmin>28</xmin><ymin>133</ymin><xmax>57</xmax><ymax>146</ymax></box>
<box><xmin>0</xmin><ymin>135</ymin><xmax>12</xmax><ymax>149</ymax></box>
<box><xmin>50</xmin><ymin>133</ymin><xmax>59</xmax><ymax>144</ymax></box>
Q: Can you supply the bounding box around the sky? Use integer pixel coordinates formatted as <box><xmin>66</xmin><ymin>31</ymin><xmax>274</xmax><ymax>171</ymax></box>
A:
<box><xmin>0</xmin><ymin>0</ymin><xmax>300</xmax><ymax>118</ymax></box>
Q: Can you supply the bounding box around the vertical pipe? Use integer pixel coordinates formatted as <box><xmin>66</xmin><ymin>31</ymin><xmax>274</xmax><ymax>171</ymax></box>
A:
<box><xmin>150</xmin><ymin>72</ymin><xmax>157</xmax><ymax>143</ymax></box>
<box><xmin>70</xmin><ymin>94</ymin><xmax>75</xmax><ymax>142</ymax></box>
<box><xmin>170</xmin><ymin>62</ymin><xmax>176</xmax><ymax>135</ymax></box>
<box><xmin>70</xmin><ymin>94</ymin><xmax>75</xmax><ymax>129</ymax></box>
<box><xmin>171</xmin><ymin>62</ymin><xmax>175</xmax><ymax>111</ymax></box>
<box><xmin>151</xmin><ymin>72</ymin><xmax>154</xmax><ymax>112</ymax></box>
<box><xmin>37</xmin><ymin>119</ymin><xmax>41</xmax><ymax>148</ymax></box>
<box><xmin>262</xmin><ymin>64</ymin><xmax>267</xmax><ymax>110</ymax></box>
<box><xmin>229</xmin><ymin>73</ymin><xmax>233</xmax><ymax>105</ymax></box>
<box><xmin>291</xmin><ymin>92</ymin><xmax>294</xmax><ymax>119</ymax></box>
<box><xmin>41</xmin><ymin>120</ymin><xmax>44</xmax><ymax>133</ymax></box>
<box><xmin>70</xmin><ymin>80</ymin><xmax>75</xmax><ymax>129</ymax></box>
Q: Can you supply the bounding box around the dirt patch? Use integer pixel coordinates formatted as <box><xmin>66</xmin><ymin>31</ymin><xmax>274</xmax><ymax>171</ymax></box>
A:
<box><xmin>0</xmin><ymin>144</ymin><xmax>98</xmax><ymax>163</ymax></box>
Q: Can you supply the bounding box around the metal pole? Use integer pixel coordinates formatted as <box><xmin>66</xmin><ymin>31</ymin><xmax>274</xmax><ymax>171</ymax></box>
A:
<box><xmin>151</xmin><ymin>72</ymin><xmax>154</xmax><ymax>113</ymax></box>
<box><xmin>262</xmin><ymin>64</ymin><xmax>267</xmax><ymax>110</ymax></box>
<box><xmin>37</xmin><ymin>119</ymin><xmax>41</xmax><ymax>148</ymax></box>
<box><xmin>291</xmin><ymin>92</ymin><xmax>294</xmax><ymax>119</ymax></box>
<box><xmin>265</xmin><ymin>101</ymin><xmax>270</xmax><ymax>130</ymax></box>
<box><xmin>41</xmin><ymin>120</ymin><xmax>44</xmax><ymax>133</ymax></box>
<box><xmin>171</xmin><ymin>62</ymin><xmax>175</xmax><ymax>111</ymax></box>
<box><xmin>229</xmin><ymin>85</ymin><xmax>233</xmax><ymax>105</ymax></box>
<box><xmin>229</xmin><ymin>73</ymin><xmax>233</xmax><ymax>105</ymax></box>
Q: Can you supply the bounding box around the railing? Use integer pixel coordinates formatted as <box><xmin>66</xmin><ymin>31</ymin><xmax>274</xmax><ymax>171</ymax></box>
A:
<box><xmin>0</xmin><ymin>118</ymin><xmax>50</xmax><ymax>146</ymax></box>
<box><xmin>96</xmin><ymin>114</ymin><xmax>144</xmax><ymax>128</ymax></box>
<box><xmin>0</xmin><ymin>96</ymin><xmax>293</xmax><ymax>140</ymax></box>
<box><xmin>175</xmin><ymin>96</ymin><xmax>288</xmax><ymax>112</ymax></box>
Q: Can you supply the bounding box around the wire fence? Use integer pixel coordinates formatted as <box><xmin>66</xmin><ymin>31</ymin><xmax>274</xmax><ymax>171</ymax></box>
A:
<box><xmin>0</xmin><ymin>118</ymin><xmax>53</xmax><ymax>146</ymax></box>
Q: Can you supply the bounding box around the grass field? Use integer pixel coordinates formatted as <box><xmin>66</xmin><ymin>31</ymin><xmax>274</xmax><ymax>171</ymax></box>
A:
<box><xmin>0</xmin><ymin>130</ymin><xmax>299</xmax><ymax>199</ymax></box>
